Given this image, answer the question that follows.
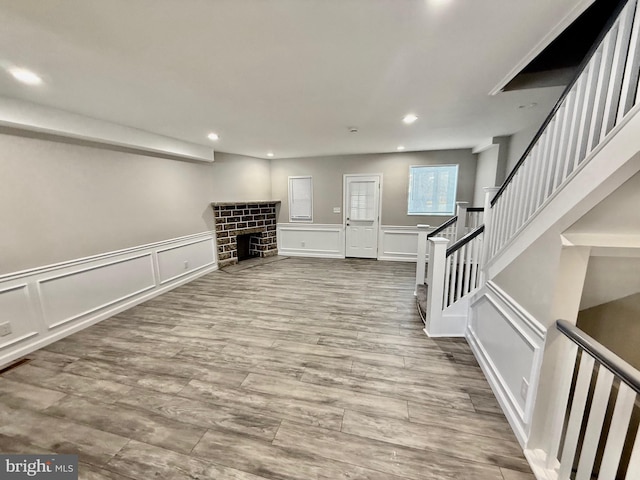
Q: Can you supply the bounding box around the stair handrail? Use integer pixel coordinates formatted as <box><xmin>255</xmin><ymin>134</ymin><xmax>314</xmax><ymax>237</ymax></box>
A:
<box><xmin>446</xmin><ymin>225</ymin><xmax>485</xmax><ymax>257</ymax></box>
<box><xmin>428</xmin><ymin>216</ymin><xmax>457</xmax><ymax>238</ymax></box>
<box><xmin>466</xmin><ymin>207</ymin><xmax>485</xmax><ymax>213</ymax></box>
<box><xmin>556</xmin><ymin>319</ymin><xmax>640</xmax><ymax>393</ymax></box>
<box><xmin>491</xmin><ymin>0</ymin><xmax>632</xmax><ymax>207</ymax></box>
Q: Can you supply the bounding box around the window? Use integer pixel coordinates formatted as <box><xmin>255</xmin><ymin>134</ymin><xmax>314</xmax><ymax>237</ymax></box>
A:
<box><xmin>288</xmin><ymin>176</ymin><xmax>313</xmax><ymax>222</ymax></box>
<box><xmin>407</xmin><ymin>165</ymin><xmax>458</xmax><ymax>215</ymax></box>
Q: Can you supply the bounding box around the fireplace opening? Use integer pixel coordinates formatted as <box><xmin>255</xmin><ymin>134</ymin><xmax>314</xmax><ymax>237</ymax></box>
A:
<box><xmin>237</xmin><ymin>233</ymin><xmax>259</xmax><ymax>262</ymax></box>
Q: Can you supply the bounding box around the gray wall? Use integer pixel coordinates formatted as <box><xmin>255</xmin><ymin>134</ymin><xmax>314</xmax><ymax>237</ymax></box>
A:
<box><xmin>473</xmin><ymin>146</ymin><xmax>499</xmax><ymax>206</ymax></box>
<box><xmin>507</xmin><ymin>123</ymin><xmax>541</xmax><ymax>173</ymax></box>
<box><xmin>211</xmin><ymin>152</ymin><xmax>271</xmax><ymax>202</ymax></box>
<box><xmin>0</xmin><ymin>133</ymin><xmax>219</xmax><ymax>275</ymax></box>
<box><xmin>578</xmin><ymin>292</ymin><xmax>640</xmax><ymax>370</ymax></box>
<box><xmin>271</xmin><ymin>149</ymin><xmax>476</xmax><ymax>226</ymax></box>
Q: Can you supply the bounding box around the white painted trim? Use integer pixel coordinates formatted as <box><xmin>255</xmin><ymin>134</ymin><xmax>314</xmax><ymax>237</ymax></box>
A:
<box><xmin>486</xmin><ymin>281</ymin><xmax>546</xmax><ymax>339</ymax></box>
<box><xmin>37</xmin><ymin>253</ymin><xmax>156</xmax><ymax>329</ymax></box>
<box><xmin>467</xmin><ymin>325</ymin><xmax>529</xmax><ymax>447</ymax></box>
<box><xmin>377</xmin><ymin>225</ymin><xmax>428</xmax><ymax>262</ymax></box>
<box><xmin>489</xmin><ymin>0</ymin><xmax>594</xmax><ymax>95</ymax></box>
<box><xmin>343</xmin><ymin>173</ymin><xmax>383</xmax><ymax>258</ymax></box>
<box><xmin>0</xmin><ymin>96</ymin><xmax>213</xmax><ymax>162</ymax></box>
<box><xmin>156</xmin><ymin>237</ymin><xmax>216</xmax><ymax>285</ymax></box>
<box><xmin>0</xmin><ymin>232</ymin><xmax>217</xmax><ymax>368</ymax></box>
<box><xmin>467</xmin><ymin>286</ymin><xmax>547</xmax><ymax>448</ymax></box>
<box><xmin>277</xmin><ymin>223</ymin><xmax>345</xmax><ymax>258</ymax></box>
<box><xmin>288</xmin><ymin>175</ymin><xmax>314</xmax><ymax>222</ymax></box>
<box><xmin>0</xmin><ymin>231</ymin><xmax>215</xmax><ymax>282</ymax></box>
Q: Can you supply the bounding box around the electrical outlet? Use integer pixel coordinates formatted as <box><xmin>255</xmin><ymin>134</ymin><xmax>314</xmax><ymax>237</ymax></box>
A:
<box><xmin>520</xmin><ymin>377</ymin><xmax>529</xmax><ymax>400</ymax></box>
<box><xmin>0</xmin><ymin>322</ymin><xmax>11</xmax><ymax>337</ymax></box>
<box><xmin>333</xmin><ymin>207</ymin><xmax>341</xmax><ymax>214</ymax></box>
<box><xmin>184</xmin><ymin>261</ymin><xmax>189</xmax><ymax>270</ymax></box>
<box><xmin>301</xmin><ymin>241</ymin><xmax>306</xmax><ymax>247</ymax></box>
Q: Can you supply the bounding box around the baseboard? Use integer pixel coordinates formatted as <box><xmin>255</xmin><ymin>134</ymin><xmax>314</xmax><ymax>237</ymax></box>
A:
<box><xmin>0</xmin><ymin>232</ymin><xmax>217</xmax><ymax>368</ymax></box>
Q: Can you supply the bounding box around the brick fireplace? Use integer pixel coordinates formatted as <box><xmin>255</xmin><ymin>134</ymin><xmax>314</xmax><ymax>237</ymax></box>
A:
<box><xmin>211</xmin><ymin>201</ymin><xmax>280</xmax><ymax>268</ymax></box>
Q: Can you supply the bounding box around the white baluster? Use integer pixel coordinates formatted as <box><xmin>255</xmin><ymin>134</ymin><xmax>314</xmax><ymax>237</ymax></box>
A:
<box><xmin>574</xmin><ymin>365</ymin><xmax>614</xmax><ymax>480</ymax></box>
<box><xmin>565</xmin><ymin>74</ymin><xmax>587</xmax><ymax>181</ymax></box>
<box><xmin>587</xmin><ymin>28</ymin><xmax>617</xmax><ymax>153</ymax></box>
<box><xmin>618</xmin><ymin>0</ymin><xmax>640</xmax><ymax>121</ymax></box>
<box><xmin>574</xmin><ymin>53</ymin><xmax>601</xmax><ymax>167</ymax></box>
<box><xmin>455</xmin><ymin>244</ymin><xmax>465</xmax><ymax>301</ymax></box>
<box><xmin>626</xmin><ymin>422</ymin><xmax>640</xmax><ymax>479</ymax></box>
<box><xmin>544</xmin><ymin>339</ymin><xmax>579</xmax><ymax>469</ymax></box>
<box><xmin>554</xmin><ymin>90</ymin><xmax>576</xmax><ymax>190</ymax></box>
<box><xmin>598</xmin><ymin>383</ymin><xmax>636</xmax><ymax>480</ymax></box>
<box><xmin>558</xmin><ymin>353</ymin><xmax>595</xmax><ymax>480</ymax></box>
<box><xmin>602</xmin><ymin>2</ymin><xmax>635</xmax><ymax>137</ymax></box>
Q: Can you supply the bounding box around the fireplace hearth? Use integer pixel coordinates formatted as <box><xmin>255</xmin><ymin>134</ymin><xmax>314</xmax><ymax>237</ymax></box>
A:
<box><xmin>211</xmin><ymin>201</ymin><xmax>280</xmax><ymax>268</ymax></box>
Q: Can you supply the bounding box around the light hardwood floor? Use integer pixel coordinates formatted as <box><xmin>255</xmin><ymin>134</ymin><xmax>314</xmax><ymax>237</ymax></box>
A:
<box><xmin>0</xmin><ymin>257</ymin><xmax>535</xmax><ymax>480</ymax></box>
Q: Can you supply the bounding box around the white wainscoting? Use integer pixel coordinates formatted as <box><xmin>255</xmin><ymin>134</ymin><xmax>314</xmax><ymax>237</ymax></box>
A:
<box><xmin>0</xmin><ymin>232</ymin><xmax>217</xmax><ymax>368</ymax></box>
<box><xmin>277</xmin><ymin>223</ymin><xmax>425</xmax><ymax>261</ymax></box>
<box><xmin>378</xmin><ymin>226</ymin><xmax>423</xmax><ymax>262</ymax></box>
<box><xmin>277</xmin><ymin>223</ymin><xmax>345</xmax><ymax>258</ymax></box>
<box><xmin>467</xmin><ymin>281</ymin><xmax>546</xmax><ymax>447</ymax></box>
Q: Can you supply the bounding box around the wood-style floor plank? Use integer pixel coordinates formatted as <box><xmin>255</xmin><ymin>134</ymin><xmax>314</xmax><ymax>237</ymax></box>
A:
<box><xmin>0</xmin><ymin>257</ymin><xmax>532</xmax><ymax>479</ymax></box>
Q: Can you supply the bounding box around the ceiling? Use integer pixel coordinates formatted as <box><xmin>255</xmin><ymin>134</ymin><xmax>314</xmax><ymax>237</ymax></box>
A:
<box><xmin>0</xmin><ymin>0</ymin><xmax>591</xmax><ymax>159</ymax></box>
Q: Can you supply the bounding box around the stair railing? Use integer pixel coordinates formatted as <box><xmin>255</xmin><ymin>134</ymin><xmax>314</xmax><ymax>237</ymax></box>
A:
<box><xmin>532</xmin><ymin>320</ymin><xmax>640</xmax><ymax>479</ymax></box>
<box><xmin>415</xmin><ymin>202</ymin><xmax>484</xmax><ymax>293</ymax></box>
<box><xmin>487</xmin><ymin>0</ymin><xmax>640</xmax><ymax>262</ymax></box>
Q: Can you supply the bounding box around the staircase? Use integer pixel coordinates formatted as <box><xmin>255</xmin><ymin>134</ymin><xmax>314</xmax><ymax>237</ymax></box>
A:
<box><xmin>415</xmin><ymin>0</ymin><xmax>640</xmax><ymax>478</ymax></box>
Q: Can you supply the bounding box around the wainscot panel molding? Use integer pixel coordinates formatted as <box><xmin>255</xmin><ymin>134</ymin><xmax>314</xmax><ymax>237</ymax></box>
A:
<box><xmin>0</xmin><ymin>232</ymin><xmax>217</xmax><ymax>368</ymax></box>
<box><xmin>378</xmin><ymin>226</ymin><xmax>427</xmax><ymax>262</ymax></box>
<box><xmin>466</xmin><ymin>281</ymin><xmax>546</xmax><ymax>448</ymax></box>
<box><xmin>277</xmin><ymin>223</ymin><xmax>344</xmax><ymax>258</ymax></box>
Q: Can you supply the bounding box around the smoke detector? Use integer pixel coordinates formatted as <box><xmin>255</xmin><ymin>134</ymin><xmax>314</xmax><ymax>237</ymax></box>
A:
<box><xmin>348</xmin><ymin>126</ymin><xmax>359</xmax><ymax>133</ymax></box>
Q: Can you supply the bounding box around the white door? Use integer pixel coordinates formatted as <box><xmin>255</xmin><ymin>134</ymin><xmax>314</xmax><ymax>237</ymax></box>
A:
<box><xmin>344</xmin><ymin>174</ymin><xmax>380</xmax><ymax>258</ymax></box>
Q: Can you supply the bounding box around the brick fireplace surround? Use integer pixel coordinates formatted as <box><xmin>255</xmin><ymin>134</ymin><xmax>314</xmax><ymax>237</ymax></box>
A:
<box><xmin>211</xmin><ymin>201</ymin><xmax>281</xmax><ymax>268</ymax></box>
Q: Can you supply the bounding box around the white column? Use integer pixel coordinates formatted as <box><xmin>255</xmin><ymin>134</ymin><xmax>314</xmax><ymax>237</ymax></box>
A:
<box><xmin>414</xmin><ymin>224</ymin><xmax>430</xmax><ymax>295</ymax></box>
<box><xmin>455</xmin><ymin>201</ymin><xmax>469</xmax><ymax>240</ymax></box>
<box><xmin>479</xmin><ymin>187</ymin><xmax>499</xmax><ymax>284</ymax></box>
<box><xmin>424</xmin><ymin>237</ymin><xmax>449</xmax><ymax>337</ymax></box>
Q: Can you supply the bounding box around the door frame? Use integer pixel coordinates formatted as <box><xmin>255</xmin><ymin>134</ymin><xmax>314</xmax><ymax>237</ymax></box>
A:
<box><xmin>343</xmin><ymin>173</ymin><xmax>383</xmax><ymax>258</ymax></box>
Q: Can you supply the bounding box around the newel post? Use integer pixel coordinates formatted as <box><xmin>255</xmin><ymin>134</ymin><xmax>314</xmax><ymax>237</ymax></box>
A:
<box><xmin>424</xmin><ymin>237</ymin><xmax>449</xmax><ymax>337</ymax></box>
<box><xmin>479</xmin><ymin>187</ymin><xmax>499</xmax><ymax>284</ymax></box>
<box><xmin>414</xmin><ymin>224</ymin><xmax>430</xmax><ymax>295</ymax></box>
<box><xmin>455</xmin><ymin>201</ymin><xmax>469</xmax><ymax>240</ymax></box>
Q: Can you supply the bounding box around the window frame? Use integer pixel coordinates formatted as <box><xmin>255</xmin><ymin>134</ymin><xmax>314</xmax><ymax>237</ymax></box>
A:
<box><xmin>407</xmin><ymin>164</ymin><xmax>459</xmax><ymax>216</ymax></box>
<box><xmin>288</xmin><ymin>175</ymin><xmax>313</xmax><ymax>222</ymax></box>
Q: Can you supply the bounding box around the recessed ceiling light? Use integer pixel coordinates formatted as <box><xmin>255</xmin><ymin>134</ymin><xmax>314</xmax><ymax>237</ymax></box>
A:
<box><xmin>402</xmin><ymin>114</ymin><xmax>418</xmax><ymax>124</ymax></box>
<box><xmin>207</xmin><ymin>132</ymin><xmax>219</xmax><ymax>141</ymax></box>
<box><xmin>267</xmin><ymin>152</ymin><xmax>274</xmax><ymax>157</ymax></box>
<box><xmin>397</xmin><ymin>145</ymin><xmax>405</xmax><ymax>151</ymax></box>
<box><xmin>9</xmin><ymin>67</ymin><xmax>42</xmax><ymax>85</ymax></box>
